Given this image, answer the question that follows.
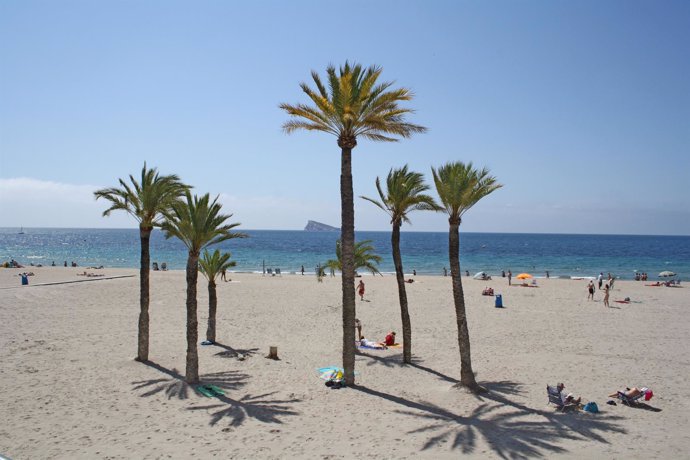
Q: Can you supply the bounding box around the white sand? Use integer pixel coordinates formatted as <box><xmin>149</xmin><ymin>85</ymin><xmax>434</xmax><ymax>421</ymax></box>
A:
<box><xmin>1</xmin><ymin>267</ymin><xmax>689</xmax><ymax>459</ymax></box>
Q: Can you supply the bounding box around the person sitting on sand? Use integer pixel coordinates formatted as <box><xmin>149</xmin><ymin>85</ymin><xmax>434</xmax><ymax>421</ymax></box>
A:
<box><xmin>482</xmin><ymin>287</ymin><xmax>494</xmax><ymax>296</ymax></box>
<box><xmin>384</xmin><ymin>331</ymin><xmax>396</xmax><ymax>346</ymax></box>
<box><xmin>557</xmin><ymin>383</ymin><xmax>581</xmax><ymax>405</ymax></box>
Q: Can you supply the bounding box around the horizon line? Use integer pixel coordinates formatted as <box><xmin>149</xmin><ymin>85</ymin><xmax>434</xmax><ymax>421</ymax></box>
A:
<box><xmin>2</xmin><ymin>227</ymin><xmax>689</xmax><ymax>238</ymax></box>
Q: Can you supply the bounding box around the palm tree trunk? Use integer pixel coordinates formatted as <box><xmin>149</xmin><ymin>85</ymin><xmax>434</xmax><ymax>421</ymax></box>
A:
<box><xmin>185</xmin><ymin>251</ymin><xmax>200</xmax><ymax>384</ymax></box>
<box><xmin>340</xmin><ymin>146</ymin><xmax>356</xmax><ymax>385</ymax></box>
<box><xmin>136</xmin><ymin>226</ymin><xmax>152</xmax><ymax>362</ymax></box>
<box><xmin>448</xmin><ymin>220</ymin><xmax>484</xmax><ymax>392</ymax></box>
<box><xmin>392</xmin><ymin>223</ymin><xmax>412</xmax><ymax>363</ymax></box>
<box><xmin>206</xmin><ymin>280</ymin><xmax>217</xmax><ymax>343</ymax></box>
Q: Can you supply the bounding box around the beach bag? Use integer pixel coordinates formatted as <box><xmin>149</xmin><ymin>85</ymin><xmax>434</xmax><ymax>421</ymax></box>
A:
<box><xmin>583</xmin><ymin>402</ymin><xmax>599</xmax><ymax>413</ymax></box>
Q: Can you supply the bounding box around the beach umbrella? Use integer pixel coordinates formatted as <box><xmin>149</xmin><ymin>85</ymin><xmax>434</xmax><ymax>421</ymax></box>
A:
<box><xmin>658</xmin><ymin>271</ymin><xmax>676</xmax><ymax>277</ymax></box>
<box><xmin>473</xmin><ymin>271</ymin><xmax>487</xmax><ymax>279</ymax></box>
<box><xmin>516</xmin><ymin>273</ymin><xmax>533</xmax><ymax>280</ymax></box>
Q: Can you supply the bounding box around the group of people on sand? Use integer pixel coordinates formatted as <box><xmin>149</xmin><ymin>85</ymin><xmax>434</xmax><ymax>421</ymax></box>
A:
<box><xmin>634</xmin><ymin>272</ymin><xmax>649</xmax><ymax>281</ymax></box>
<box><xmin>355</xmin><ymin>318</ymin><xmax>396</xmax><ymax>349</ymax></box>
<box><xmin>554</xmin><ymin>382</ymin><xmax>653</xmax><ymax>408</ymax></box>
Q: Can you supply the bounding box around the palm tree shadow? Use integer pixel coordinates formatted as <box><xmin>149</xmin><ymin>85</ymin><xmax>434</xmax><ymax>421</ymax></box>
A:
<box><xmin>210</xmin><ymin>342</ymin><xmax>260</xmax><ymax>359</ymax></box>
<box><xmin>187</xmin><ymin>391</ymin><xmax>301</xmax><ymax>426</ymax></box>
<box><xmin>353</xmin><ymin>381</ymin><xmax>627</xmax><ymax>459</ymax></box>
<box><xmin>131</xmin><ymin>361</ymin><xmax>249</xmax><ymax>400</ymax></box>
<box><xmin>356</xmin><ymin>350</ymin><xmax>415</xmax><ymax>368</ymax></box>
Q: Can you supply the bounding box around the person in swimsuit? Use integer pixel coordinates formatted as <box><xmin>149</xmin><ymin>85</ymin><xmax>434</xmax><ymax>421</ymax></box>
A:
<box><xmin>357</xmin><ymin>280</ymin><xmax>365</xmax><ymax>301</ymax></box>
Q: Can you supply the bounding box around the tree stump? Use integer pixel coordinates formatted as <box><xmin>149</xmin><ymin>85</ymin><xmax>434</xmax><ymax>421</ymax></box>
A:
<box><xmin>267</xmin><ymin>346</ymin><xmax>279</xmax><ymax>360</ymax></box>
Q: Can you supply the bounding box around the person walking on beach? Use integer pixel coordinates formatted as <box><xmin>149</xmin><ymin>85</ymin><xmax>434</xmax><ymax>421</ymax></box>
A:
<box><xmin>603</xmin><ymin>283</ymin><xmax>610</xmax><ymax>307</ymax></box>
<box><xmin>301</xmin><ymin>265</ymin><xmax>304</xmax><ymax>275</ymax></box>
<box><xmin>443</xmin><ymin>267</ymin><xmax>447</xmax><ymax>277</ymax></box>
<box><xmin>221</xmin><ymin>268</ymin><xmax>227</xmax><ymax>282</ymax></box>
<box><xmin>587</xmin><ymin>280</ymin><xmax>595</xmax><ymax>300</ymax></box>
<box><xmin>598</xmin><ymin>272</ymin><xmax>603</xmax><ymax>290</ymax></box>
<box><xmin>610</xmin><ymin>276</ymin><xmax>615</xmax><ymax>290</ymax></box>
<box><xmin>357</xmin><ymin>280</ymin><xmax>366</xmax><ymax>301</ymax></box>
<box><xmin>508</xmin><ymin>270</ymin><xmax>512</xmax><ymax>286</ymax></box>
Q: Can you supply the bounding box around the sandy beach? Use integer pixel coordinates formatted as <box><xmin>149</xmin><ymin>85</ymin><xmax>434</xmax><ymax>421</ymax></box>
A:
<box><xmin>1</xmin><ymin>267</ymin><xmax>689</xmax><ymax>459</ymax></box>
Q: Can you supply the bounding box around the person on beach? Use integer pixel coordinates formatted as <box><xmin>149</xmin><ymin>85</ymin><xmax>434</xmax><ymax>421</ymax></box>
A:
<box><xmin>355</xmin><ymin>318</ymin><xmax>362</xmax><ymax>339</ymax></box>
<box><xmin>598</xmin><ymin>272</ymin><xmax>603</xmax><ymax>290</ymax></box>
<box><xmin>301</xmin><ymin>265</ymin><xmax>304</xmax><ymax>275</ymax></box>
<box><xmin>359</xmin><ymin>336</ymin><xmax>387</xmax><ymax>349</ymax></box>
<box><xmin>546</xmin><ymin>270</ymin><xmax>550</xmax><ymax>278</ymax></box>
<box><xmin>443</xmin><ymin>267</ymin><xmax>447</xmax><ymax>277</ymax></box>
<box><xmin>603</xmin><ymin>283</ymin><xmax>610</xmax><ymax>307</ymax></box>
<box><xmin>465</xmin><ymin>270</ymin><xmax>470</xmax><ymax>277</ymax></box>
<box><xmin>610</xmin><ymin>276</ymin><xmax>615</xmax><ymax>289</ymax></box>
<box><xmin>587</xmin><ymin>280</ymin><xmax>595</xmax><ymax>300</ymax></box>
<box><xmin>413</xmin><ymin>269</ymin><xmax>416</xmax><ymax>276</ymax></box>
<box><xmin>557</xmin><ymin>383</ymin><xmax>582</xmax><ymax>405</ymax></box>
<box><xmin>384</xmin><ymin>331</ymin><xmax>396</xmax><ymax>346</ymax></box>
<box><xmin>608</xmin><ymin>387</ymin><xmax>648</xmax><ymax>399</ymax></box>
<box><xmin>221</xmin><ymin>268</ymin><xmax>227</xmax><ymax>282</ymax></box>
<box><xmin>508</xmin><ymin>270</ymin><xmax>512</xmax><ymax>286</ymax></box>
<box><xmin>502</xmin><ymin>270</ymin><xmax>505</xmax><ymax>277</ymax></box>
<box><xmin>357</xmin><ymin>280</ymin><xmax>365</xmax><ymax>301</ymax></box>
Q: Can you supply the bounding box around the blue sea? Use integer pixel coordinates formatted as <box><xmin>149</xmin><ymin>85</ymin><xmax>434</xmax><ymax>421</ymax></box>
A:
<box><xmin>1</xmin><ymin>228</ymin><xmax>689</xmax><ymax>280</ymax></box>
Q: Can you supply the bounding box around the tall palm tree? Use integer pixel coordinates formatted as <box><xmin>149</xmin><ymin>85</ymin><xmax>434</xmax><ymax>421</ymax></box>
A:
<box><xmin>325</xmin><ymin>239</ymin><xmax>383</xmax><ymax>276</ymax></box>
<box><xmin>94</xmin><ymin>164</ymin><xmax>188</xmax><ymax>362</ymax></box>
<box><xmin>432</xmin><ymin>162</ymin><xmax>502</xmax><ymax>393</ymax></box>
<box><xmin>161</xmin><ymin>192</ymin><xmax>244</xmax><ymax>384</ymax></box>
<box><xmin>199</xmin><ymin>249</ymin><xmax>236</xmax><ymax>344</ymax></box>
<box><xmin>361</xmin><ymin>166</ymin><xmax>439</xmax><ymax>363</ymax></box>
<box><xmin>280</xmin><ymin>62</ymin><xmax>426</xmax><ymax>385</ymax></box>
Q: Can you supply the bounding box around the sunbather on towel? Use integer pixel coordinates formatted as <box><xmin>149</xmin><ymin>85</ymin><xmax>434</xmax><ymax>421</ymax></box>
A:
<box><xmin>359</xmin><ymin>337</ymin><xmax>387</xmax><ymax>349</ymax></box>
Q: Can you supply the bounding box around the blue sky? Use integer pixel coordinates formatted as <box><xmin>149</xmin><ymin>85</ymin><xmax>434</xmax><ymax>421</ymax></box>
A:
<box><xmin>1</xmin><ymin>0</ymin><xmax>688</xmax><ymax>234</ymax></box>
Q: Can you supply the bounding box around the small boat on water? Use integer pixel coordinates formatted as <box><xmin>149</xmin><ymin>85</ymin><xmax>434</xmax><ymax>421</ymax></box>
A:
<box><xmin>18</xmin><ymin>227</ymin><xmax>25</xmax><ymax>234</ymax></box>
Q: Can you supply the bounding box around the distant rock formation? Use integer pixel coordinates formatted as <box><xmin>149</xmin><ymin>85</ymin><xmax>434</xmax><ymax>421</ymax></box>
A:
<box><xmin>304</xmin><ymin>220</ymin><xmax>339</xmax><ymax>232</ymax></box>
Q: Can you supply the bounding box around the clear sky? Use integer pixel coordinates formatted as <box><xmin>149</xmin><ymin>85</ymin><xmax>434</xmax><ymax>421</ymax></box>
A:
<box><xmin>1</xmin><ymin>0</ymin><xmax>688</xmax><ymax>235</ymax></box>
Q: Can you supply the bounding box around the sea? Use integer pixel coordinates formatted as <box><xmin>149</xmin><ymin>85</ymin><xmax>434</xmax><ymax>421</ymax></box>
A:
<box><xmin>1</xmin><ymin>228</ymin><xmax>689</xmax><ymax>280</ymax></box>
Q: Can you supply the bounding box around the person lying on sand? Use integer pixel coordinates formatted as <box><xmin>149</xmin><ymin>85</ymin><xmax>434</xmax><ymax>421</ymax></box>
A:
<box><xmin>359</xmin><ymin>337</ymin><xmax>387</xmax><ymax>349</ymax></box>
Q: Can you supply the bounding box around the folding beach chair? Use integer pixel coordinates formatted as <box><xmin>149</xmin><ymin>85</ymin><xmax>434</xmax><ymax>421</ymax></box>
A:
<box><xmin>275</xmin><ymin>268</ymin><xmax>281</xmax><ymax>276</ymax></box>
<box><xmin>266</xmin><ymin>268</ymin><xmax>273</xmax><ymax>276</ymax></box>
<box><xmin>616</xmin><ymin>387</ymin><xmax>650</xmax><ymax>406</ymax></box>
<box><xmin>547</xmin><ymin>385</ymin><xmax>577</xmax><ymax>412</ymax></box>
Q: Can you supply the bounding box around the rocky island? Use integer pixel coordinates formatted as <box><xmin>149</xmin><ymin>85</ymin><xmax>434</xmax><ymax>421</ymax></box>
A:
<box><xmin>304</xmin><ymin>220</ymin><xmax>339</xmax><ymax>232</ymax></box>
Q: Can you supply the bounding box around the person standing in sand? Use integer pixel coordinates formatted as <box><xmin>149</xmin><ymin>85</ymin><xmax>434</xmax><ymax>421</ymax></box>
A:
<box><xmin>587</xmin><ymin>280</ymin><xmax>595</xmax><ymax>300</ymax></box>
<box><xmin>355</xmin><ymin>318</ymin><xmax>362</xmax><ymax>339</ymax></box>
<box><xmin>508</xmin><ymin>270</ymin><xmax>512</xmax><ymax>286</ymax></box>
<box><xmin>603</xmin><ymin>283</ymin><xmax>610</xmax><ymax>307</ymax></box>
<box><xmin>598</xmin><ymin>272</ymin><xmax>603</xmax><ymax>290</ymax></box>
<box><xmin>357</xmin><ymin>280</ymin><xmax>365</xmax><ymax>301</ymax></box>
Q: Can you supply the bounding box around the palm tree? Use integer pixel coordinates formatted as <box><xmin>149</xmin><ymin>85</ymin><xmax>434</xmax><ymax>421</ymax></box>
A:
<box><xmin>280</xmin><ymin>62</ymin><xmax>426</xmax><ymax>385</ymax></box>
<box><xmin>199</xmin><ymin>249</ymin><xmax>236</xmax><ymax>344</ymax></box>
<box><xmin>361</xmin><ymin>166</ymin><xmax>439</xmax><ymax>363</ymax></box>
<box><xmin>432</xmin><ymin>162</ymin><xmax>502</xmax><ymax>393</ymax></box>
<box><xmin>324</xmin><ymin>239</ymin><xmax>383</xmax><ymax>276</ymax></box>
<box><xmin>94</xmin><ymin>164</ymin><xmax>188</xmax><ymax>362</ymax></box>
<box><xmin>161</xmin><ymin>192</ymin><xmax>244</xmax><ymax>384</ymax></box>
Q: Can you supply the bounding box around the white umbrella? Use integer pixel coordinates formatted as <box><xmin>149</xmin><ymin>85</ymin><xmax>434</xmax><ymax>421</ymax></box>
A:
<box><xmin>659</xmin><ymin>271</ymin><xmax>676</xmax><ymax>277</ymax></box>
<box><xmin>473</xmin><ymin>271</ymin><xmax>487</xmax><ymax>280</ymax></box>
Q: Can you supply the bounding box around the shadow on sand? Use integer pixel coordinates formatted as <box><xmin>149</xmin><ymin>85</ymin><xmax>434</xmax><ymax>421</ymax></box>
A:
<box><xmin>132</xmin><ymin>360</ymin><xmax>301</xmax><ymax>426</ymax></box>
<box><xmin>352</xmin><ymin>373</ymin><xmax>627</xmax><ymax>458</ymax></box>
<box><xmin>210</xmin><ymin>341</ymin><xmax>260</xmax><ymax>359</ymax></box>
